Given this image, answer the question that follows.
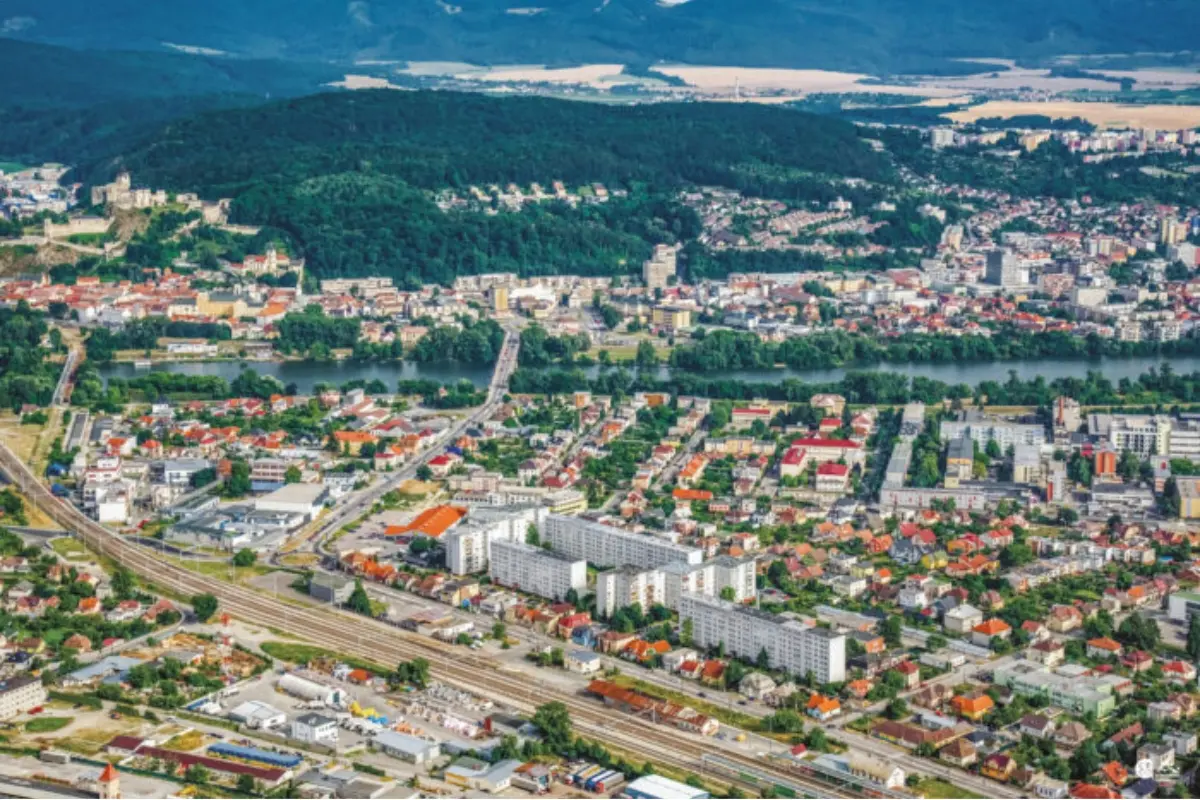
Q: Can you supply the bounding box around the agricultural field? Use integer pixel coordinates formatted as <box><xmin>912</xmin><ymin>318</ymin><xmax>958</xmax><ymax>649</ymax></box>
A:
<box><xmin>946</xmin><ymin>99</ymin><xmax>1200</xmax><ymax>129</ymax></box>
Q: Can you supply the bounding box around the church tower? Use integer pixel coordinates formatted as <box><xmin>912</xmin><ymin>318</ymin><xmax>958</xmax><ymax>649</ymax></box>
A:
<box><xmin>97</xmin><ymin>763</ymin><xmax>120</xmax><ymax>799</ymax></box>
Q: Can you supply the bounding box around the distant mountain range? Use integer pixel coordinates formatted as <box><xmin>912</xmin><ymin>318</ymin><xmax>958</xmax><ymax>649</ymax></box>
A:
<box><xmin>4</xmin><ymin>0</ymin><xmax>1200</xmax><ymax>73</ymax></box>
<box><xmin>0</xmin><ymin>40</ymin><xmax>341</xmax><ymax>108</ymax></box>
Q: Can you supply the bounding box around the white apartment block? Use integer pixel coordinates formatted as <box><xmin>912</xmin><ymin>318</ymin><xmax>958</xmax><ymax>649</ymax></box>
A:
<box><xmin>1171</xmin><ymin>417</ymin><xmax>1200</xmax><ymax>461</ymax></box>
<box><xmin>541</xmin><ymin>515</ymin><xmax>703</xmax><ymax>570</ymax></box>
<box><xmin>596</xmin><ymin>566</ymin><xmax>666</xmax><ymax>618</ymax></box>
<box><xmin>0</xmin><ymin>677</ymin><xmax>47</xmax><ymax>720</ymax></box>
<box><xmin>489</xmin><ymin>540</ymin><xmax>586</xmax><ymax>602</ymax></box>
<box><xmin>713</xmin><ymin>555</ymin><xmax>758</xmax><ymax>602</ymax></box>
<box><xmin>320</xmin><ymin>277</ymin><xmax>394</xmax><ymax>296</ymax></box>
<box><xmin>679</xmin><ymin>594</ymin><xmax>846</xmax><ymax>684</ymax></box>
<box><xmin>1112</xmin><ymin>415</ymin><xmax>1170</xmax><ymax>457</ymax></box>
<box><xmin>662</xmin><ymin>560</ymin><xmax>711</xmax><ymax>609</ymax></box>
<box><xmin>940</xmin><ymin>418</ymin><xmax>1046</xmax><ymax>448</ymax></box>
<box><xmin>660</xmin><ymin>555</ymin><xmax>758</xmax><ymax>609</ymax></box>
<box><xmin>442</xmin><ymin>505</ymin><xmax>546</xmax><ymax>575</ymax></box>
<box><xmin>1088</xmin><ymin>413</ymin><xmax>1171</xmax><ymax>457</ymax></box>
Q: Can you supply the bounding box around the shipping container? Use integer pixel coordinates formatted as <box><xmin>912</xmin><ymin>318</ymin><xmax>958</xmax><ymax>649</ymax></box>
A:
<box><xmin>589</xmin><ymin>769</ymin><xmax>619</xmax><ymax>792</ymax></box>
<box><xmin>572</xmin><ymin>765</ymin><xmax>602</xmax><ymax>786</ymax></box>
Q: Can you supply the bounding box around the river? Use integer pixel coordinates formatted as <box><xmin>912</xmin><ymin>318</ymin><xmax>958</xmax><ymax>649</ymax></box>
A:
<box><xmin>95</xmin><ymin>354</ymin><xmax>1200</xmax><ymax>394</ymax></box>
<box><xmin>96</xmin><ymin>359</ymin><xmax>496</xmax><ymax>392</ymax></box>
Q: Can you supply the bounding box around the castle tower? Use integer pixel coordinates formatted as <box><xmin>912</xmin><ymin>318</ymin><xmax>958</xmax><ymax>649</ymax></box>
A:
<box><xmin>98</xmin><ymin>763</ymin><xmax>120</xmax><ymax>799</ymax></box>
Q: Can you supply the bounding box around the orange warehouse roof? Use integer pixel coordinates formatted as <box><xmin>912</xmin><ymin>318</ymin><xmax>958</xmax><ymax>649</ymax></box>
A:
<box><xmin>387</xmin><ymin>505</ymin><xmax>467</xmax><ymax>538</ymax></box>
<box><xmin>673</xmin><ymin>488</ymin><xmax>714</xmax><ymax>501</ymax></box>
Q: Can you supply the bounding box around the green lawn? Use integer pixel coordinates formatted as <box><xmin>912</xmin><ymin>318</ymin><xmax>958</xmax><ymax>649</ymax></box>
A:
<box><xmin>260</xmin><ymin>641</ymin><xmax>389</xmax><ymax>675</ymax></box>
<box><xmin>49</xmin><ymin>537</ymin><xmax>88</xmax><ymax>560</ymax></box>
<box><xmin>168</xmin><ymin>556</ymin><xmax>272</xmax><ymax>584</ymax></box>
<box><xmin>913</xmin><ymin>778</ymin><xmax>983</xmax><ymax>799</ymax></box>
<box><xmin>0</xmin><ymin>162</ymin><xmax>26</xmax><ymax>173</ymax></box>
<box><xmin>66</xmin><ymin>233</ymin><xmax>110</xmax><ymax>246</ymax></box>
<box><xmin>25</xmin><ymin>716</ymin><xmax>71</xmax><ymax>733</ymax></box>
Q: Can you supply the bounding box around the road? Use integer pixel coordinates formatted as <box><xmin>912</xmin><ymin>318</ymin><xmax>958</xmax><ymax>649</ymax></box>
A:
<box><xmin>653</xmin><ymin>424</ymin><xmax>708</xmax><ymax>491</ymax></box>
<box><xmin>298</xmin><ymin>327</ymin><xmax>523</xmax><ymax>554</ymax></box>
<box><xmin>51</xmin><ymin>344</ymin><xmax>81</xmax><ymax>407</ymax></box>
<box><xmin>5</xmin><ymin>525</ymin><xmax>67</xmax><ymax>539</ymax></box>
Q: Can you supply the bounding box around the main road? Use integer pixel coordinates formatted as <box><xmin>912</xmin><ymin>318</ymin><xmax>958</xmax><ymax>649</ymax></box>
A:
<box><xmin>2</xmin><ymin>328</ymin><xmax>869</xmax><ymax>799</ymax></box>
<box><xmin>293</xmin><ymin>327</ymin><xmax>522</xmax><ymax>552</ymax></box>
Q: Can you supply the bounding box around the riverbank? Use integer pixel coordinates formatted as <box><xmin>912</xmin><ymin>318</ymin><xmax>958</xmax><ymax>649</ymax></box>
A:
<box><xmin>96</xmin><ymin>358</ymin><xmax>496</xmax><ymax>393</ymax></box>
<box><xmin>96</xmin><ymin>352</ymin><xmax>1200</xmax><ymax>395</ymax></box>
<box><xmin>510</xmin><ymin>360</ymin><xmax>1200</xmax><ymax>409</ymax></box>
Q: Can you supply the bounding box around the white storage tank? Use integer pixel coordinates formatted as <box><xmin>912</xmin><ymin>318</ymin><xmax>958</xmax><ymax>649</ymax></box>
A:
<box><xmin>278</xmin><ymin>672</ymin><xmax>342</xmax><ymax>705</ymax></box>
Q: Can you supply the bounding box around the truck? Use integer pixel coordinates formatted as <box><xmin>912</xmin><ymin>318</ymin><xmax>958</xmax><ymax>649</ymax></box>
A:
<box><xmin>572</xmin><ymin>766</ymin><xmax>602</xmax><ymax>787</ymax></box>
<box><xmin>587</xmin><ymin>769</ymin><xmax>618</xmax><ymax>792</ymax></box>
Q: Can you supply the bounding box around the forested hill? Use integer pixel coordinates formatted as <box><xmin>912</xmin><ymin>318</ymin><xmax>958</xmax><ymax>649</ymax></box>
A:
<box><xmin>72</xmin><ymin>90</ymin><xmax>891</xmax><ymax>286</ymax></box>
<box><xmin>0</xmin><ymin>39</ymin><xmax>345</xmax><ymax>166</ymax></box>
<box><xmin>81</xmin><ymin>89</ymin><xmax>889</xmax><ymax>194</ymax></box>
<box><xmin>0</xmin><ymin>39</ymin><xmax>342</xmax><ymax>108</ymax></box>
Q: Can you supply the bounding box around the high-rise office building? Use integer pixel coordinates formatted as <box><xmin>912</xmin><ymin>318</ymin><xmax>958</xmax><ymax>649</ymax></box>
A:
<box><xmin>986</xmin><ymin>249</ymin><xmax>1022</xmax><ymax>287</ymax></box>
<box><xmin>642</xmin><ymin>244</ymin><xmax>678</xmax><ymax>291</ymax></box>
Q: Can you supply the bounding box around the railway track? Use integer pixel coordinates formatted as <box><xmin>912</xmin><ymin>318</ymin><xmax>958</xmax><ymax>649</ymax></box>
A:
<box><xmin>0</xmin><ymin>441</ymin><xmax>867</xmax><ymax>798</ymax></box>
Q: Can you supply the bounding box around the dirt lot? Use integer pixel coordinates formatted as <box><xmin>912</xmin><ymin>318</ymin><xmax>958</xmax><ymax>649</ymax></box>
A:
<box><xmin>0</xmin><ymin>416</ymin><xmax>47</xmax><ymax>465</ymax></box>
<box><xmin>8</xmin><ymin>706</ymin><xmax>153</xmax><ymax>756</ymax></box>
<box><xmin>398</xmin><ymin>479</ymin><xmax>439</xmax><ymax>496</ymax></box>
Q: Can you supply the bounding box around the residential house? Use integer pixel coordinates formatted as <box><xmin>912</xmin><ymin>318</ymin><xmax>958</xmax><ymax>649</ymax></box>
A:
<box><xmin>1048</xmin><ymin>604</ymin><xmax>1084</xmax><ymax>633</ymax></box>
<box><xmin>1056</xmin><ymin>721</ymin><xmax>1091</xmax><ymax>750</ymax></box>
<box><xmin>951</xmin><ymin>691</ymin><xmax>994</xmax><ymax>721</ymax></box>
<box><xmin>1087</xmin><ymin>637</ymin><xmax>1123</xmax><ymax>660</ymax></box>
<box><xmin>943</xmin><ymin>603</ymin><xmax>983</xmax><ymax>634</ymax></box>
<box><xmin>1029</xmin><ymin>639</ymin><xmax>1065</xmax><ymax>666</ymax></box>
<box><xmin>981</xmin><ymin>753</ymin><xmax>1016</xmax><ymax>782</ymax></box>
<box><xmin>807</xmin><ymin>694</ymin><xmax>841</xmax><ymax>721</ymax></box>
<box><xmin>971</xmin><ymin>618</ymin><xmax>1012</xmax><ymax>648</ymax></box>
<box><xmin>1020</xmin><ymin>714</ymin><xmax>1056</xmax><ymax>740</ymax></box>
<box><xmin>940</xmin><ymin>738</ymin><xmax>978</xmax><ymax>768</ymax></box>
<box><xmin>1147</xmin><ymin>701</ymin><xmax>1183</xmax><ymax>723</ymax></box>
<box><xmin>1136</xmin><ymin>743</ymin><xmax>1174</xmax><ymax>773</ymax></box>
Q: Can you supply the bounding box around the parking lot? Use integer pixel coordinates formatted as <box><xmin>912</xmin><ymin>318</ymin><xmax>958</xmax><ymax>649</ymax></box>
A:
<box><xmin>328</xmin><ymin>508</ymin><xmax>424</xmax><ymax>562</ymax></box>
